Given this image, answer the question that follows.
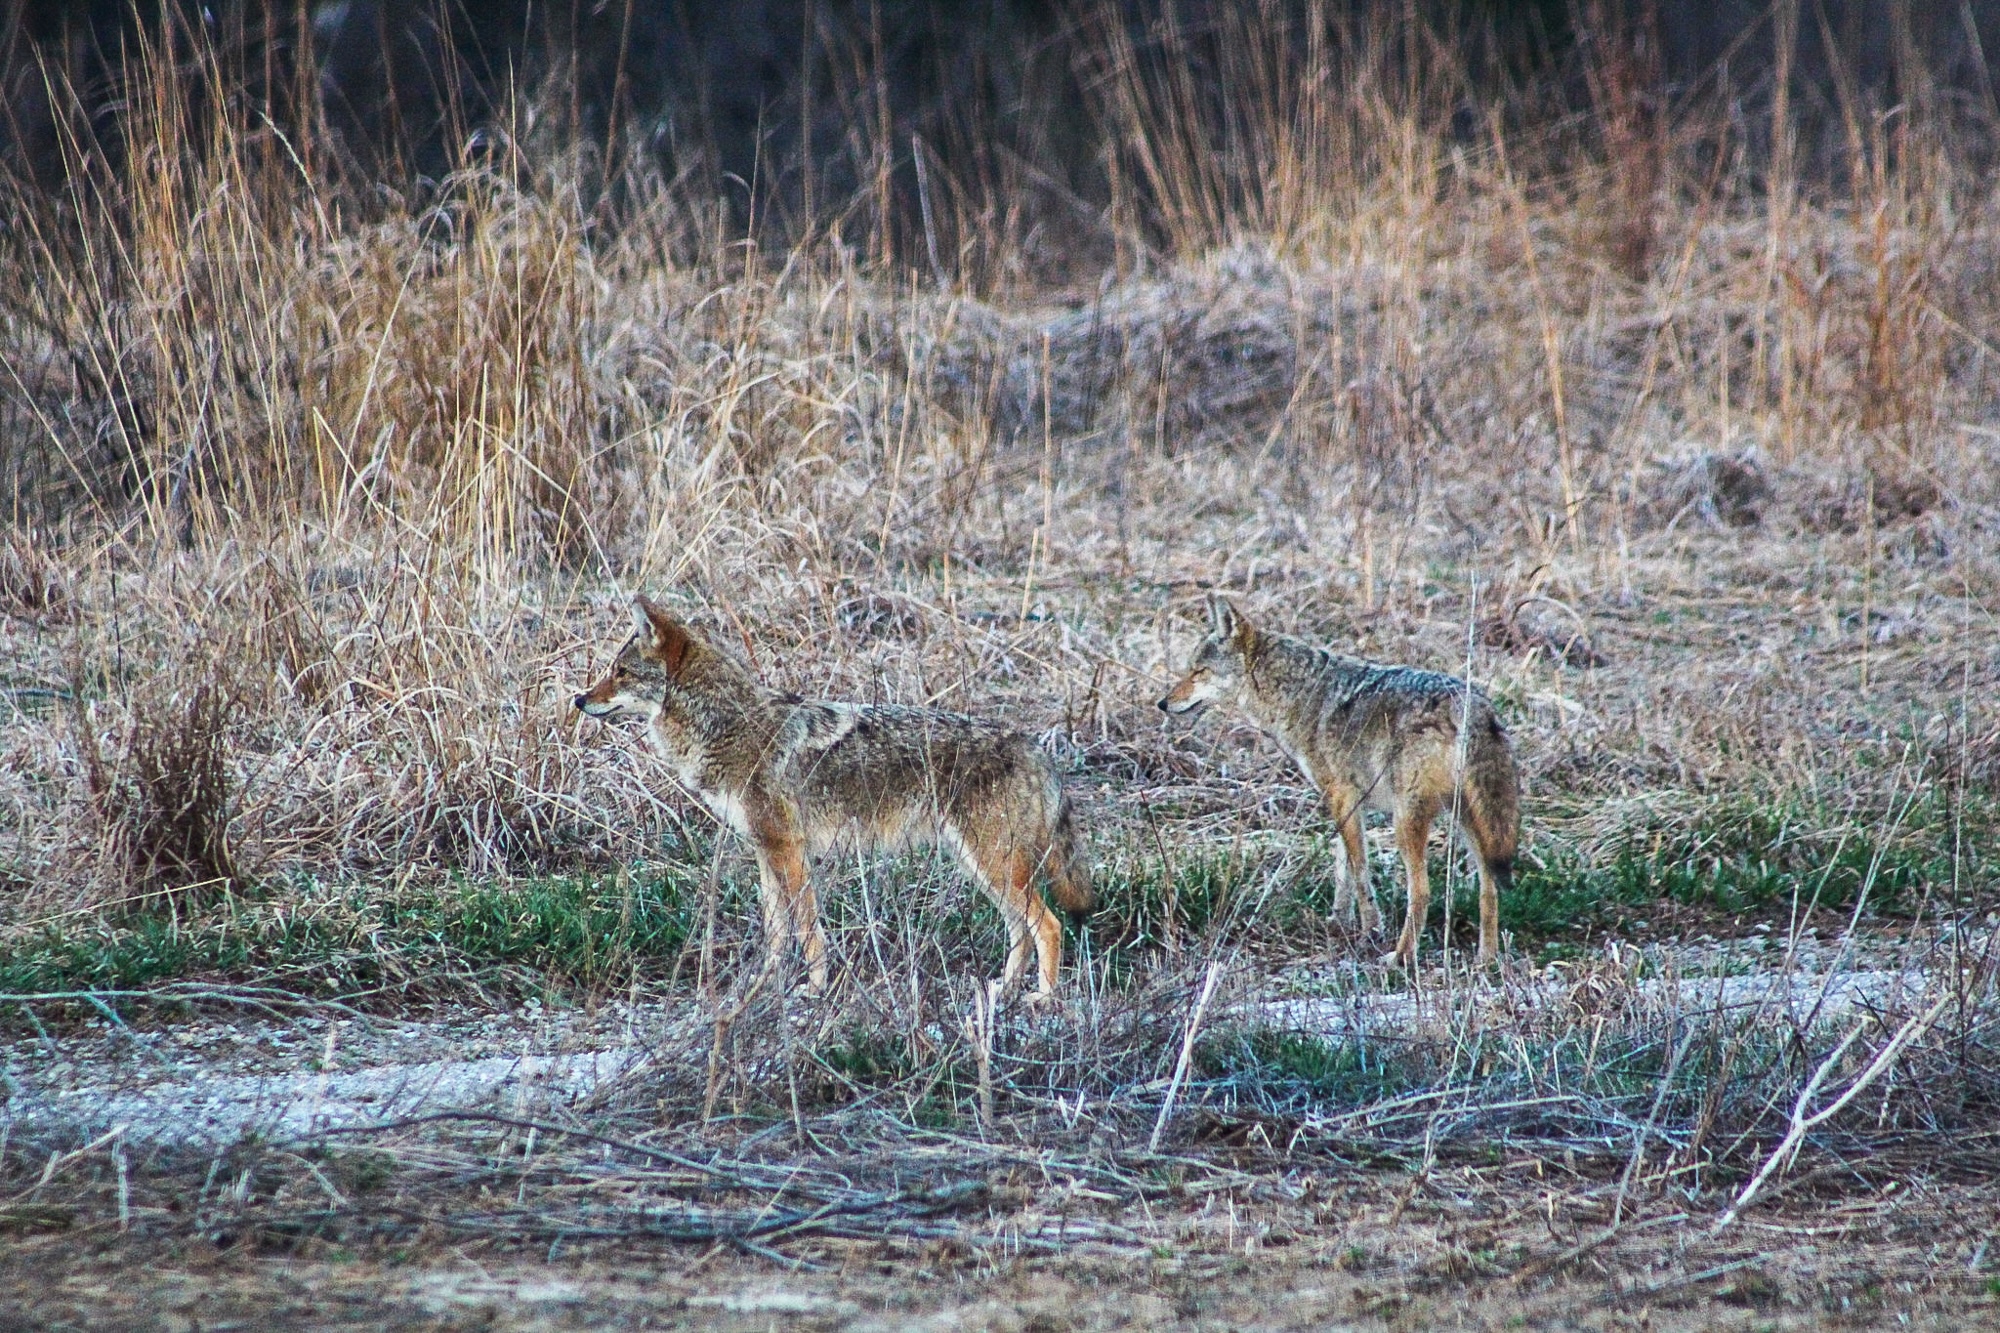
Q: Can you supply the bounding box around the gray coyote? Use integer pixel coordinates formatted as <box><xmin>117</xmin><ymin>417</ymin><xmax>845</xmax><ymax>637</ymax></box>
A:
<box><xmin>1160</xmin><ymin>594</ymin><xmax>1519</xmax><ymax>967</ymax></box>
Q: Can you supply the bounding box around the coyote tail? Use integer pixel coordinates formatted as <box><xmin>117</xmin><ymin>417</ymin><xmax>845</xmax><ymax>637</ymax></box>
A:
<box><xmin>1462</xmin><ymin>714</ymin><xmax>1521</xmax><ymax>875</ymax></box>
<box><xmin>1047</xmin><ymin>792</ymin><xmax>1096</xmax><ymax>918</ymax></box>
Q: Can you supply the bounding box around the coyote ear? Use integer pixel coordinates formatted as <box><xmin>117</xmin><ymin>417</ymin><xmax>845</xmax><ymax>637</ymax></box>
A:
<box><xmin>632</xmin><ymin>596</ymin><xmax>693</xmax><ymax>675</ymax></box>
<box><xmin>1206</xmin><ymin>593</ymin><xmax>1245</xmax><ymax>641</ymax></box>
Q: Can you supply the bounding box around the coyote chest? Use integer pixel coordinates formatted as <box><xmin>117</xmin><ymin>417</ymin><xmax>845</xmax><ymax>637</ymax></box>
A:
<box><xmin>639</xmin><ymin>706</ymin><xmax>750</xmax><ymax>833</ymax></box>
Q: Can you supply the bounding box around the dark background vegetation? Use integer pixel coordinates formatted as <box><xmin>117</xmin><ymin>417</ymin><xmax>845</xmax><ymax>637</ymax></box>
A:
<box><xmin>6</xmin><ymin>1</ymin><xmax>1999</xmax><ymax>266</ymax></box>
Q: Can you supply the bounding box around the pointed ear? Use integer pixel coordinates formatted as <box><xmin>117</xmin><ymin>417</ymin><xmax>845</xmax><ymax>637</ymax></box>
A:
<box><xmin>1206</xmin><ymin>593</ymin><xmax>1244</xmax><ymax>641</ymax></box>
<box><xmin>633</xmin><ymin>596</ymin><xmax>693</xmax><ymax>675</ymax></box>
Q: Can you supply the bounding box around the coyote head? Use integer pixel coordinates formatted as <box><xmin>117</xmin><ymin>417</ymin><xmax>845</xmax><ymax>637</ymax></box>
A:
<box><xmin>1158</xmin><ymin>593</ymin><xmax>1254</xmax><ymax>716</ymax></box>
<box><xmin>574</xmin><ymin>596</ymin><xmax>694</xmax><ymax>721</ymax></box>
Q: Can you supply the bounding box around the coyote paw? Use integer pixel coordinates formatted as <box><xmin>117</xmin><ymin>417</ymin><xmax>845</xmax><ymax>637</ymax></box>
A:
<box><xmin>1332</xmin><ymin>903</ymin><xmax>1383</xmax><ymax>936</ymax></box>
<box><xmin>977</xmin><ymin>975</ymin><xmax>1021</xmax><ymax>1009</ymax></box>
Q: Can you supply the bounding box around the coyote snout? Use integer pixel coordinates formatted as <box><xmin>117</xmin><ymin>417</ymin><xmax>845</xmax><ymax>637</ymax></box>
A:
<box><xmin>575</xmin><ymin>596</ymin><xmax>1093</xmax><ymax>1002</ymax></box>
<box><xmin>1156</xmin><ymin>673</ymin><xmax>1215</xmax><ymax>715</ymax></box>
<box><xmin>1157</xmin><ymin>634</ymin><xmax>1238</xmax><ymax>716</ymax></box>
<box><xmin>572</xmin><ymin>687</ymin><xmax>621</xmax><ymax>717</ymax></box>
<box><xmin>1163</xmin><ymin>593</ymin><xmax>1521</xmax><ymax>969</ymax></box>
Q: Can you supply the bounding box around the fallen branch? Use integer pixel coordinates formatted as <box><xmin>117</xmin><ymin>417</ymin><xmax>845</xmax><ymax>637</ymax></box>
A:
<box><xmin>1504</xmin><ymin>1211</ymin><xmax>1688</xmax><ymax>1286</ymax></box>
<box><xmin>1592</xmin><ymin>1257</ymin><xmax>1764</xmax><ymax>1308</ymax></box>
<box><xmin>309</xmin><ymin>1109</ymin><xmax>855</xmax><ymax>1201</ymax></box>
<box><xmin>0</xmin><ymin>984</ymin><xmax>370</xmax><ymax>1024</ymax></box>
<box><xmin>1150</xmin><ymin>959</ymin><xmax>1224</xmax><ymax>1152</ymax></box>
<box><xmin>1715</xmin><ymin>993</ymin><xmax>1952</xmax><ymax>1231</ymax></box>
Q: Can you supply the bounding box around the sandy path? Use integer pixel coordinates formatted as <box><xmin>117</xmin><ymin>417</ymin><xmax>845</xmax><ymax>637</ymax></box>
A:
<box><xmin>0</xmin><ymin>939</ymin><xmax>1937</xmax><ymax>1149</ymax></box>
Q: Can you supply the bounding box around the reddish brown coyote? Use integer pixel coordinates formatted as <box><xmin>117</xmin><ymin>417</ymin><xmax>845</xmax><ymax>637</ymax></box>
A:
<box><xmin>577</xmin><ymin>597</ymin><xmax>1093</xmax><ymax>1001</ymax></box>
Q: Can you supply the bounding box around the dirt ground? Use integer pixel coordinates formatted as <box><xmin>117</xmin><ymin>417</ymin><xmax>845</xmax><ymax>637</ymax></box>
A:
<box><xmin>4</xmin><ymin>1173</ymin><xmax>1996</xmax><ymax>1332</ymax></box>
<box><xmin>4</xmin><ymin>936</ymin><xmax>1996</xmax><ymax>1331</ymax></box>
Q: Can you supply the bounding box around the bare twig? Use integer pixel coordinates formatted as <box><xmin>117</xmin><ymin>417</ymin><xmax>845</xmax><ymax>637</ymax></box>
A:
<box><xmin>1150</xmin><ymin>958</ymin><xmax>1224</xmax><ymax>1152</ymax></box>
<box><xmin>1715</xmin><ymin>994</ymin><xmax>1952</xmax><ymax>1231</ymax></box>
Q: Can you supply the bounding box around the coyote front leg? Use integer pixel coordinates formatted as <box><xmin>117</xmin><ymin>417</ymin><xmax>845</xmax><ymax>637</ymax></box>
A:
<box><xmin>748</xmin><ymin>808</ymin><xmax>828</xmax><ymax>993</ymax></box>
<box><xmin>1324</xmin><ymin>780</ymin><xmax>1380</xmax><ymax>934</ymax></box>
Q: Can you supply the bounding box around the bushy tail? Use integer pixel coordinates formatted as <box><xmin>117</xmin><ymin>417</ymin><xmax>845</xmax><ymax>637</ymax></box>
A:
<box><xmin>1460</xmin><ymin>714</ymin><xmax>1522</xmax><ymax>864</ymax></box>
<box><xmin>1046</xmin><ymin>793</ymin><xmax>1095</xmax><ymax>919</ymax></box>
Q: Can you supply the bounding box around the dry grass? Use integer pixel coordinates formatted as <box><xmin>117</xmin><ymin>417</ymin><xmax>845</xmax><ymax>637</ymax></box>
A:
<box><xmin>0</xmin><ymin>9</ymin><xmax>1998</xmax><ymax>1311</ymax></box>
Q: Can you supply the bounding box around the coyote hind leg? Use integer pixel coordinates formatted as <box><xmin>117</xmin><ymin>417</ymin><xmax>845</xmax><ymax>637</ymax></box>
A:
<box><xmin>1459</xmin><ymin>822</ymin><xmax>1511</xmax><ymax>968</ymax></box>
<box><xmin>960</xmin><ymin>836</ymin><xmax>1063</xmax><ymax>1003</ymax></box>
<box><xmin>1476</xmin><ymin>856</ymin><xmax>1502</xmax><ymax>966</ymax></box>
<box><xmin>1452</xmin><ymin>788</ymin><xmax>1515</xmax><ymax>969</ymax></box>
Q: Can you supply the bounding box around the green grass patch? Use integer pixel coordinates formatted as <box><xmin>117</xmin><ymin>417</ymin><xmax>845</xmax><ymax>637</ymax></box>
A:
<box><xmin>1081</xmin><ymin>788</ymin><xmax>1988</xmax><ymax>965</ymax></box>
<box><xmin>1092</xmin><ymin>839</ymin><xmax>1347</xmax><ymax>949</ymax></box>
<box><xmin>807</xmin><ymin>1023</ymin><xmax>972</xmax><ymax>1124</ymax></box>
<box><xmin>815</xmin><ymin>1024</ymin><xmax>922</xmax><ymax>1085</ymax></box>
<box><xmin>1090</xmin><ymin>790</ymin><xmax>1985</xmax><ymax>965</ymax></box>
<box><xmin>1204</xmin><ymin>1011</ymin><xmax>1822</xmax><ymax>1129</ymax></box>
<box><xmin>1503</xmin><ymin>790</ymin><xmax>1990</xmax><ymax>947</ymax></box>
<box><xmin>0</xmin><ymin>868</ymin><xmax>710</xmax><ymax>1010</ymax></box>
<box><xmin>1202</xmin><ymin>1028</ymin><xmax>1421</xmax><ymax>1107</ymax></box>
<box><xmin>3</xmin><ymin>784</ymin><xmax>1982</xmax><ymax>1013</ymax></box>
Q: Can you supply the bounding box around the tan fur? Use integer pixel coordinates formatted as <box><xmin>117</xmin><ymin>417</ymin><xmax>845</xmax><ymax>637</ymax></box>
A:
<box><xmin>1160</xmin><ymin>594</ymin><xmax>1520</xmax><ymax>968</ymax></box>
<box><xmin>576</xmin><ymin>597</ymin><xmax>1093</xmax><ymax>1001</ymax></box>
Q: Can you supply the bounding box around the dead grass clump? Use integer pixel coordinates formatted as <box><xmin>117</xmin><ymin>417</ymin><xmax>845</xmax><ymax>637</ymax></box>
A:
<box><xmin>71</xmin><ymin>666</ymin><xmax>244</xmax><ymax>914</ymax></box>
<box><xmin>298</xmin><ymin>189</ymin><xmax>606</xmax><ymax>563</ymax></box>
<box><xmin>247</xmin><ymin>567</ymin><xmax>647</xmax><ymax>878</ymax></box>
<box><xmin>1642</xmin><ymin>450</ymin><xmax>1770</xmax><ymax>530</ymax></box>
<box><xmin>948</xmin><ymin>247</ymin><xmax>1352</xmax><ymax>453</ymax></box>
<box><xmin>0</xmin><ymin>529</ymin><xmax>72</xmax><ymax>625</ymax></box>
<box><xmin>1928</xmin><ymin>715</ymin><xmax>2000</xmax><ymax>791</ymax></box>
<box><xmin>253</xmin><ymin>559</ymin><xmax>338</xmax><ymax>707</ymax></box>
<box><xmin>1478</xmin><ymin>595</ymin><xmax>1607</xmax><ymax>668</ymax></box>
<box><xmin>370</xmin><ymin>692</ymin><xmax>580</xmax><ymax>873</ymax></box>
<box><xmin>1791</xmin><ymin>461</ymin><xmax>1946</xmax><ymax>535</ymax></box>
<box><xmin>604</xmin><ymin>264</ymin><xmax>891</xmax><ymax>489</ymax></box>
